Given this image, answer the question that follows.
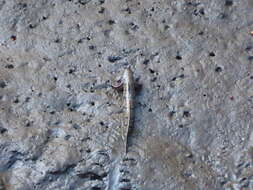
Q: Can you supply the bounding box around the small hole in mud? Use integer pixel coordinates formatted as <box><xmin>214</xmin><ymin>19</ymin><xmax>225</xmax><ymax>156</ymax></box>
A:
<box><xmin>103</xmin><ymin>28</ymin><xmax>111</xmax><ymax>37</ymax></box>
<box><xmin>99</xmin><ymin>0</ymin><xmax>105</xmax><ymax>4</ymax></box>
<box><xmin>245</xmin><ymin>46</ymin><xmax>252</xmax><ymax>51</ymax></box>
<box><xmin>107</xmin><ymin>56</ymin><xmax>122</xmax><ymax>63</ymax></box>
<box><xmin>168</xmin><ymin>111</ymin><xmax>176</xmax><ymax>119</ymax></box>
<box><xmin>149</xmin><ymin>68</ymin><xmax>155</xmax><ymax>74</ymax></box>
<box><xmin>108</xmin><ymin>20</ymin><xmax>115</xmax><ymax>25</ymax></box>
<box><xmin>49</xmin><ymin>111</ymin><xmax>55</xmax><ymax>115</ymax></box>
<box><xmin>78</xmin><ymin>0</ymin><xmax>90</xmax><ymax>5</ymax></box>
<box><xmin>54</xmin><ymin>38</ymin><xmax>61</xmax><ymax>43</ymax></box>
<box><xmin>98</xmin><ymin>7</ymin><xmax>105</xmax><ymax>14</ymax></box>
<box><xmin>86</xmin><ymin>148</ymin><xmax>91</xmax><ymax>153</ymax></box>
<box><xmin>13</xmin><ymin>98</ymin><xmax>19</xmax><ymax>103</ymax></box>
<box><xmin>25</xmin><ymin>121</ymin><xmax>32</xmax><ymax>127</ymax></box>
<box><xmin>151</xmin><ymin>77</ymin><xmax>157</xmax><ymax>82</ymax></box>
<box><xmin>183</xmin><ymin>111</ymin><xmax>191</xmax><ymax>118</ymax></box>
<box><xmin>178</xmin><ymin>124</ymin><xmax>184</xmax><ymax>128</ymax></box>
<box><xmin>124</xmin><ymin>30</ymin><xmax>130</xmax><ymax>35</ymax></box>
<box><xmin>42</xmin><ymin>16</ymin><xmax>48</xmax><ymax>20</ymax></box>
<box><xmin>98</xmin><ymin>64</ymin><xmax>102</xmax><ymax>67</ymax></box>
<box><xmin>130</xmin><ymin>22</ymin><xmax>139</xmax><ymax>31</ymax></box>
<box><xmin>199</xmin><ymin>8</ymin><xmax>205</xmax><ymax>15</ymax></box>
<box><xmin>99</xmin><ymin>121</ymin><xmax>104</xmax><ymax>126</ymax></box>
<box><xmin>89</xmin><ymin>45</ymin><xmax>95</xmax><ymax>50</ymax></box>
<box><xmin>5</xmin><ymin>64</ymin><xmax>14</xmax><ymax>69</ymax></box>
<box><xmin>248</xmin><ymin>56</ymin><xmax>253</xmax><ymax>61</ymax></box>
<box><xmin>225</xmin><ymin>0</ymin><xmax>233</xmax><ymax>6</ymax></box>
<box><xmin>69</xmin><ymin>68</ymin><xmax>75</xmax><ymax>74</ymax></box>
<box><xmin>77</xmin><ymin>39</ymin><xmax>83</xmax><ymax>43</ymax></box>
<box><xmin>91</xmin><ymin>187</ymin><xmax>101</xmax><ymax>190</ymax></box>
<box><xmin>172</xmin><ymin>76</ymin><xmax>177</xmax><ymax>81</ymax></box>
<box><xmin>0</xmin><ymin>127</ymin><xmax>7</xmax><ymax>134</ymax></box>
<box><xmin>29</xmin><ymin>24</ymin><xmax>37</xmax><ymax>29</ymax></box>
<box><xmin>209</xmin><ymin>52</ymin><xmax>215</xmax><ymax>57</ymax></box>
<box><xmin>179</xmin><ymin>74</ymin><xmax>185</xmax><ymax>78</ymax></box>
<box><xmin>198</xmin><ymin>31</ymin><xmax>204</xmax><ymax>35</ymax></box>
<box><xmin>176</xmin><ymin>55</ymin><xmax>182</xmax><ymax>60</ymax></box>
<box><xmin>203</xmin><ymin>94</ymin><xmax>207</xmax><ymax>97</ymax></box>
<box><xmin>148</xmin><ymin>108</ymin><xmax>152</xmax><ymax>112</ymax></box>
<box><xmin>64</xmin><ymin>135</ymin><xmax>71</xmax><ymax>140</ymax></box>
<box><xmin>90</xmin><ymin>102</ymin><xmax>95</xmax><ymax>106</ymax></box>
<box><xmin>10</xmin><ymin>35</ymin><xmax>17</xmax><ymax>41</ymax></box>
<box><xmin>0</xmin><ymin>81</ymin><xmax>7</xmax><ymax>88</ymax></box>
<box><xmin>18</xmin><ymin>3</ymin><xmax>27</xmax><ymax>8</ymax></box>
<box><xmin>143</xmin><ymin>59</ymin><xmax>149</xmax><ymax>65</ymax></box>
<box><xmin>120</xmin><ymin>178</ymin><xmax>131</xmax><ymax>182</ymax></box>
<box><xmin>119</xmin><ymin>188</ymin><xmax>131</xmax><ymax>190</ymax></box>
<box><xmin>215</xmin><ymin>66</ymin><xmax>222</xmax><ymax>73</ymax></box>
<box><xmin>73</xmin><ymin>123</ymin><xmax>80</xmax><ymax>130</ymax></box>
<box><xmin>218</xmin><ymin>13</ymin><xmax>228</xmax><ymax>19</ymax></box>
<box><xmin>123</xmin><ymin>7</ymin><xmax>131</xmax><ymax>14</ymax></box>
<box><xmin>25</xmin><ymin>97</ymin><xmax>30</xmax><ymax>102</ymax></box>
<box><xmin>53</xmin><ymin>77</ymin><xmax>58</xmax><ymax>81</ymax></box>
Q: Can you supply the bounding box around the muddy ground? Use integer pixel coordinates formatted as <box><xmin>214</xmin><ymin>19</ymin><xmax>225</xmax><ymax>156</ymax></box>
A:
<box><xmin>0</xmin><ymin>0</ymin><xmax>253</xmax><ymax>189</ymax></box>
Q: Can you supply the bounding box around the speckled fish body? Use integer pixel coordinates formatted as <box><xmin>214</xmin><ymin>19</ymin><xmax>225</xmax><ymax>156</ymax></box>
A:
<box><xmin>123</xmin><ymin>67</ymin><xmax>134</xmax><ymax>154</ymax></box>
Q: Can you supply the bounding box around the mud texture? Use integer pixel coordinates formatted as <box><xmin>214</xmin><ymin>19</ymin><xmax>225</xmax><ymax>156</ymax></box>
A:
<box><xmin>0</xmin><ymin>0</ymin><xmax>253</xmax><ymax>190</ymax></box>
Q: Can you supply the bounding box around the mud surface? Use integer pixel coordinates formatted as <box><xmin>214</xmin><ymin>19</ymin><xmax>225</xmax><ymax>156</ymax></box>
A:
<box><xmin>0</xmin><ymin>0</ymin><xmax>253</xmax><ymax>189</ymax></box>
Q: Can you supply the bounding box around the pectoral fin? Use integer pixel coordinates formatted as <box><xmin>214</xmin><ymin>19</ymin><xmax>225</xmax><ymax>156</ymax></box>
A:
<box><xmin>112</xmin><ymin>80</ymin><xmax>124</xmax><ymax>93</ymax></box>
